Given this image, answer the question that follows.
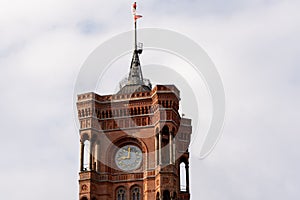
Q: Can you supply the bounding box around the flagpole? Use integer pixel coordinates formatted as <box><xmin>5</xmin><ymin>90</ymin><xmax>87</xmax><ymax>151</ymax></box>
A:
<box><xmin>134</xmin><ymin>17</ymin><xmax>137</xmax><ymax>52</ymax></box>
<box><xmin>132</xmin><ymin>2</ymin><xmax>142</xmax><ymax>53</ymax></box>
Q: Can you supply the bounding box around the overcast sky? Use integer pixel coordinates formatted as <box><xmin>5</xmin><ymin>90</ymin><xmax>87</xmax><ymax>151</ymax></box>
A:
<box><xmin>1</xmin><ymin>0</ymin><xmax>300</xmax><ymax>199</ymax></box>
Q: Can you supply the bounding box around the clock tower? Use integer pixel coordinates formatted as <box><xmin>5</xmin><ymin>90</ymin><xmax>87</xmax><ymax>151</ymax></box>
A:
<box><xmin>76</xmin><ymin>2</ymin><xmax>192</xmax><ymax>200</ymax></box>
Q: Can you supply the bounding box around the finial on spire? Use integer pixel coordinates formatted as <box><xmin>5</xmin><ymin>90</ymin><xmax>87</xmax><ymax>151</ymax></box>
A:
<box><xmin>117</xmin><ymin>2</ymin><xmax>151</xmax><ymax>94</ymax></box>
<box><xmin>132</xmin><ymin>2</ymin><xmax>143</xmax><ymax>53</ymax></box>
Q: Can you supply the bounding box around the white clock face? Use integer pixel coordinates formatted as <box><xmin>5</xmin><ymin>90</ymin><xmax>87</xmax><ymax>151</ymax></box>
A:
<box><xmin>115</xmin><ymin>145</ymin><xmax>142</xmax><ymax>171</ymax></box>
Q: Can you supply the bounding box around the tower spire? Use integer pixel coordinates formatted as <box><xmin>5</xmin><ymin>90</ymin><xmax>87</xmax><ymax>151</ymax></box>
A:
<box><xmin>118</xmin><ymin>2</ymin><xmax>151</xmax><ymax>94</ymax></box>
<box><xmin>128</xmin><ymin>2</ymin><xmax>144</xmax><ymax>85</ymax></box>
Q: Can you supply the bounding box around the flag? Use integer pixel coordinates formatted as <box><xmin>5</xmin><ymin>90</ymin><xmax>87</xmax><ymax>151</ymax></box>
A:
<box><xmin>132</xmin><ymin>2</ymin><xmax>137</xmax><ymax>15</ymax></box>
<box><xmin>134</xmin><ymin>15</ymin><xmax>143</xmax><ymax>21</ymax></box>
<box><xmin>133</xmin><ymin>2</ymin><xmax>137</xmax><ymax>10</ymax></box>
<box><xmin>132</xmin><ymin>2</ymin><xmax>142</xmax><ymax>21</ymax></box>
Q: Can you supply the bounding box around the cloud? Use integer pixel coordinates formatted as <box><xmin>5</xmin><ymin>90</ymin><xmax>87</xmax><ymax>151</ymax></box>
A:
<box><xmin>0</xmin><ymin>0</ymin><xmax>300</xmax><ymax>199</ymax></box>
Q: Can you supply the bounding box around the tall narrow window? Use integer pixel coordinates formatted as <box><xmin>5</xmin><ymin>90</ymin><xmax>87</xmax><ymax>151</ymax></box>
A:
<box><xmin>131</xmin><ymin>186</ymin><xmax>141</xmax><ymax>200</ymax></box>
<box><xmin>161</xmin><ymin>126</ymin><xmax>170</xmax><ymax>164</ymax></box>
<box><xmin>163</xmin><ymin>190</ymin><xmax>170</xmax><ymax>200</ymax></box>
<box><xmin>134</xmin><ymin>108</ymin><xmax>137</xmax><ymax>115</ymax></box>
<box><xmin>180</xmin><ymin>162</ymin><xmax>187</xmax><ymax>192</ymax></box>
<box><xmin>117</xmin><ymin>187</ymin><xmax>126</xmax><ymax>200</ymax></box>
<box><xmin>83</xmin><ymin>140</ymin><xmax>91</xmax><ymax>170</ymax></box>
<box><xmin>156</xmin><ymin>128</ymin><xmax>160</xmax><ymax>165</ymax></box>
<box><xmin>156</xmin><ymin>192</ymin><xmax>160</xmax><ymax>200</ymax></box>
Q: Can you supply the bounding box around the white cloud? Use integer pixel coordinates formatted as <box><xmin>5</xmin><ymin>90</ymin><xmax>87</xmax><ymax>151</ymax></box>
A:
<box><xmin>0</xmin><ymin>0</ymin><xmax>300</xmax><ymax>199</ymax></box>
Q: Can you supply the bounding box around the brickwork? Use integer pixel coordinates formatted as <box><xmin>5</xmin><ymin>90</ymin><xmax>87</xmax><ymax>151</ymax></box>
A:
<box><xmin>77</xmin><ymin>85</ymin><xmax>192</xmax><ymax>200</ymax></box>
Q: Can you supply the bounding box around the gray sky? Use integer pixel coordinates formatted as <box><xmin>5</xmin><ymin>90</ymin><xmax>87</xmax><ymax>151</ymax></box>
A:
<box><xmin>1</xmin><ymin>0</ymin><xmax>300</xmax><ymax>199</ymax></box>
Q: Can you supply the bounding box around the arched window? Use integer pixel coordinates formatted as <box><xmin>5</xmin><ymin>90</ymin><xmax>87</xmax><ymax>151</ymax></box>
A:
<box><xmin>117</xmin><ymin>187</ymin><xmax>126</xmax><ymax>200</ymax></box>
<box><xmin>180</xmin><ymin>162</ymin><xmax>187</xmax><ymax>192</ymax></box>
<box><xmin>156</xmin><ymin>192</ymin><xmax>160</xmax><ymax>200</ymax></box>
<box><xmin>155</xmin><ymin>127</ymin><xmax>160</xmax><ymax>165</ymax></box>
<box><xmin>161</xmin><ymin>126</ymin><xmax>170</xmax><ymax>164</ymax></box>
<box><xmin>83</xmin><ymin>140</ymin><xmax>91</xmax><ymax>170</ymax></box>
<box><xmin>163</xmin><ymin>190</ymin><xmax>170</xmax><ymax>200</ymax></box>
<box><xmin>131</xmin><ymin>186</ymin><xmax>141</xmax><ymax>200</ymax></box>
<box><xmin>134</xmin><ymin>108</ymin><xmax>137</xmax><ymax>115</ymax></box>
<box><xmin>173</xmin><ymin>192</ymin><xmax>177</xmax><ymax>200</ymax></box>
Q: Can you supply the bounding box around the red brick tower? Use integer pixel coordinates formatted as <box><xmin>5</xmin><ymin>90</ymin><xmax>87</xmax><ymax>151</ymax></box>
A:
<box><xmin>76</xmin><ymin>2</ymin><xmax>192</xmax><ymax>200</ymax></box>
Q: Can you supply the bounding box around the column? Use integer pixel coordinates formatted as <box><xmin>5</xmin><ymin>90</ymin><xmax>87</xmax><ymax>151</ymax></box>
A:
<box><xmin>92</xmin><ymin>143</ymin><xmax>97</xmax><ymax>171</ymax></box>
<box><xmin>158</xmin><ymin>132</ymin><xmax>162</xmax><ymax>165</ymax></box>
<box><xmin>80</xmin><ymin>141</ymin><xmax>84</xmax><ymax>171</ymax></box>
<box><xmin>155</xmin><ymin>133</ymin><xmax>158</xmax><ymax>166</ymax></box>
<box><xmin>89</xmin><ymin>141</ymin><xmax>93</xmax><ymax>170</ymax></box>
<box><xmin>169</xmin><ymin>133</ymin><xmax>173</xmax><ymax>164</ymax></box>
<box><xmin>96</xmin><ymin>143</ymin><xmax>101</xmax><ymax>172</ymax></box>
<box><xmin>173</xmin><ymin>136</ymin><xmax>176</xmax><ymax>164</ymax></box>
<box><xmin>186</xmin><ymin>163</ymin><xmax>190</xmax><ymax>193</ymax></box>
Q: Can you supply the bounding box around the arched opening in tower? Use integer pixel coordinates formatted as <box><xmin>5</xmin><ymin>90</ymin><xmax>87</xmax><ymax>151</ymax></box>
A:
<box><xmin>163</xmin><ymin>190</ymin><xmax>171</xmax><ymax>200</ymax></box>
<box><xmin>180</xmin><ymin>162</ymin><xmax>187</xmax><ymax>192</ymax></box>
<box><xmin>161</xmin><ymin>125</ymin><xmax>170</xmax><ymax>164</ymax></box>
<box><xmin>83</xmin><ymin>140</ymin><xmax>91</xmax><ymax>171</ymax></box>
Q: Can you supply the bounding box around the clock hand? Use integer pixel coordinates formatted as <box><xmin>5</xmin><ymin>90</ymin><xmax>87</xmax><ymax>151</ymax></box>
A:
<box><xmin>127</xmin><ymin>147</ymin><xmax>131</xmax><ymax>159</ymax></box>
<box><xmin>119</xmin><ymin>156</ymin><xmax>127</xmax><ymax>160</ymax></box>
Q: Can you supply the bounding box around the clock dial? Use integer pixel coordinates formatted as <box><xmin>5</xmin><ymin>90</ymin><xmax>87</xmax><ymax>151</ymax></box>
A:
<box><xmin>115</xmin><ymin>145</ymin><xmax>142</xmax><ymax>171</ymax></box>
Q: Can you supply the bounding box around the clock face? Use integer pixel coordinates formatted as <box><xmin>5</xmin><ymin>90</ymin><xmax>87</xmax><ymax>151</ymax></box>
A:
<box><xmin>115</xmin><ymin>145</ymin><xmax>142</xmax><ymax>171</ymax></box>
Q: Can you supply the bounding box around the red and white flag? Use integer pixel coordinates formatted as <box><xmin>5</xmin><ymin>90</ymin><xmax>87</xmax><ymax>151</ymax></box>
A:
<box><xmin>132</xmin><ymin>2</ymin><xmax>143</xmax><ymax>21</ymax></box>
<box><xmin>134</xmin><ymin>15</ymin><xmax>143</xmax><ymax>21</ymax></box>
<box><xmin>132</xmin><ymin>2</ymin><xmax>137</xmax><ymax>15</ymax></box>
